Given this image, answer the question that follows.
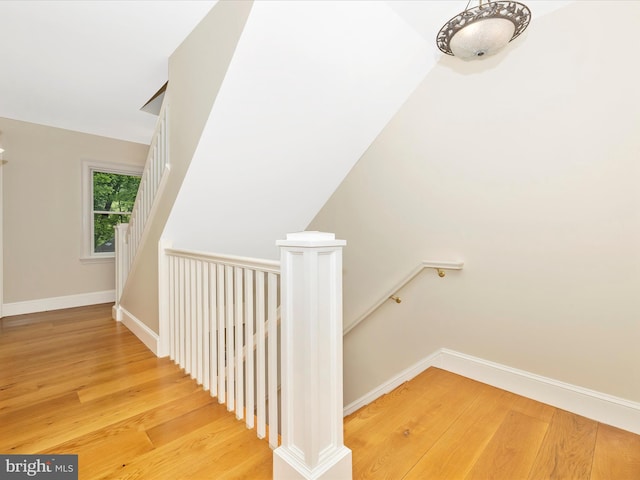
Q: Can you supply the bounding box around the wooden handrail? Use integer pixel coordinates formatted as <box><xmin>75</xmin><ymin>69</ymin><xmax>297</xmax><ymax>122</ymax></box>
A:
<box><xmin>343</xmin><ymin>260</ymin><xmax>464</xmax><ymax>335</ymax></box>
<box><xmin>164</xmin><ymin>247</ymin><xmax>279</xmax><ymax>274</ymax></box>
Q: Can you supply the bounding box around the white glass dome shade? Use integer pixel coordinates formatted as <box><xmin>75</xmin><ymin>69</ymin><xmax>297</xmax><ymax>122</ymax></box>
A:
<box><xmin>436</xmin><ymin>1</ymin><xmax>531</xmax><ymax>60</ymax></box>
<box><xmin>450</xmin><ymin>17</ymin><xmax>516</xmax><ymax>59</ymax></box>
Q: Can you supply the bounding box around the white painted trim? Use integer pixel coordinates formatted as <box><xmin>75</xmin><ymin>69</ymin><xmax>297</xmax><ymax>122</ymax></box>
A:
<box><xmin>344</xmin><ymin>347</ymin><xmax>640</xmax><ymax>435</ymax></box>
<box><xmin>165</xmin><ymin>246</ymin><xmax>280</xmax><ymax>274</ymax></box>
<box><xmin>437</xmin><ymin>349</ymin><xmax>640</xmax><ymax>436</ymax></box>
<box><xmin>2</xmin><ymin>290</ymin><xmax>115</xmax><ymax>317</ymax></box>
<box><xmin>119</xmin><ymin>306</ymin><xmax>160</xmax><ymax>356</ymax></box>
<box><xmin>343</xmin><ymin>349</ymin><xmax>441</xmax><ymax>416</ymax></box>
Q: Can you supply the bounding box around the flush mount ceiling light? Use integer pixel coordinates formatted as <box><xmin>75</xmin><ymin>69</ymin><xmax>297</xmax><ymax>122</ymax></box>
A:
<box><xmin>436</xmin><ymin>0</ymin><xmax>531</xmax><ymax>60</ymax></box>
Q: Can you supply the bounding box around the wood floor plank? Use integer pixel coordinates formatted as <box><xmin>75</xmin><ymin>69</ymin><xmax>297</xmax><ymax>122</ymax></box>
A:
<box><xmin>528</xmin><ymin>409</ymin><xmax>598</xmax><ymax>480</ymax></box>
<box><xmin>1</xmin><ymin>304</ymin><xmax>274</xmax><ymax>479</ymax></box>
<box><xmin>509</xmin><ymin>391</ymin><xmax>556</xmax><ymax>424</ymax></box>
<box><xmin>146</xmin><ymin>401</ymin><xmax>231</xmax><ymax>448</ymax></box>
<box><xmin>3</xmin><ymin>304</ymin><xmax>640</xmax><ymax>480</ymax></box>
<box><xmin>0</xmin><ymin>391</ymin><xmax>83</xmax><ymax>451</ymax></box>
<box><xmin>344</xmin><ymin>367</ymin><xmax>461</xmax><ymax>440</ymax></box>
<box><xmin>97</xmin><ymin>415</ymin><xmax>271</xmax><ymax>480</ymax></box>
<box><xmin>76</xmin><ymin>358</ymin><xmax>181</xmax><ymax>403</ymax></box>
<box><xmin>0</xmin><ymin>355</ymin><xmax>163</xmax><ymax>413</ymax></box>
<box><xmin>0</xmin><ymin>371</ymin><xmax>200</xmax><ymax>452</ymax></box>
<box><xmin>465</xmin><ymin>410</ymin><xmax>549</xmax><ymax>480</ymax></box>
<box><xmin>402</xmin><ymin>384</ymin><xmax>515</xmax><ymax>480</ymax></box>
<box><xmin>591</xmin><ymin>424</ymin><xmax>640</xmax><ymax>480</ymax></box>
<box><xmin>44</xmin><ymin>429</ymin><xmax>155</xmax><ymax>480</ymax></box>
<box><xmin>347</xmin><ymin>368</ymin><xmax>484</xmax><ymax>479</ymax></box>
<box><xmin>38</xmin><ymin>388</ymin><xmax>218</xmax><ymax>459</ymax></box>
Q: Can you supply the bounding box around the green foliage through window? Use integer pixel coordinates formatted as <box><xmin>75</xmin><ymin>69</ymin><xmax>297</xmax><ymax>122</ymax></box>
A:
<box><xmin>93</xmin><ymin>172</ymin><xmax>141</xmax><ymax>253</ymax></box>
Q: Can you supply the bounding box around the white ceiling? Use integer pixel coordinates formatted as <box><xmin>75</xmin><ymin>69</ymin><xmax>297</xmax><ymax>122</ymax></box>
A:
<box><xmin>0</xmin><ymin>0</ymin><xmax>569</xmax><ymax>146</ymax></box>
<box><xmin>0</xmin><ymin>0</ymin><xmax>216</xmax><ymax>145</ymax></box>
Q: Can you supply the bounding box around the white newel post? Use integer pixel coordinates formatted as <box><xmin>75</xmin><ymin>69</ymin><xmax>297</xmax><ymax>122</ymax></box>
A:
<box><xmin>274</xmin><ymin>232</ymin><xmax>352</xmax><ymax>480</ymax></box>
<box><xmin>113</xmin><ymin>223</ymin><xmax>129</xmax><ymax>322</ymax></box>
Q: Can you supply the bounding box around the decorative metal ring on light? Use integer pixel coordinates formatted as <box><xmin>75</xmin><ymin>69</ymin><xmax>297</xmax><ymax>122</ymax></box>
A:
<box><xmin>436</xmin><ymin>0</ymin><xmax>531</xmax><ymax>59</ymax></box>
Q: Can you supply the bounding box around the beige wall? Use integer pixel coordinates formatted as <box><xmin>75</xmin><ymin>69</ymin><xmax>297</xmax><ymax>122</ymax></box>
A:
<box><xmin>120</xmin><ymin>0</ymin><xmax>254</xmax><ymax>332</ymax></box>
<box><xmin>309</xmin><ymin>1</ymin><xmax>640</xmax><ymax>405</ymax></box>
<box><xmin>0</xmin><ymin>117</ymin><xmax>147</xmax><ymax>304</ymax></box>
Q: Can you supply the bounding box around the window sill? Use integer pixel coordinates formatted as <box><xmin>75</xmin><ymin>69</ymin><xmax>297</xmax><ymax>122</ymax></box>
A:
<box><xmin>80</xmin><ymin>255</ymin><xmax>115</xmax><ymax>264</ymax></box>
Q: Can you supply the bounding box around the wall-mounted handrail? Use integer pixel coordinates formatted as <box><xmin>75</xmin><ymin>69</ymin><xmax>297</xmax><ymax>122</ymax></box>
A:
<box><xmin>343</xmin><ymin>260</ymin><xmax>464</xmax><ymax>335</ymax></box>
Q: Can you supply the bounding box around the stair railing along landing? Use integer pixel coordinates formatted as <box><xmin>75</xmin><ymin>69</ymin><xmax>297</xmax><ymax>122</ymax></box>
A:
<box><xmin>157</xmin><ymin>232</ymin><xmax>353</xmax><ymax>480</ymax></box>
<box><xmin>159</xmin><ymin>245</ymin><xmax>281</xmax><ymax>448</ymax></box>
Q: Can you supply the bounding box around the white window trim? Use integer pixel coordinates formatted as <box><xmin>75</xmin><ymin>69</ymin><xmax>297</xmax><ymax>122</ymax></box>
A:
<box><xmin>81</xmin><ymin>160</ymin><xmax>143</xmax><ymax>263</ymax></box>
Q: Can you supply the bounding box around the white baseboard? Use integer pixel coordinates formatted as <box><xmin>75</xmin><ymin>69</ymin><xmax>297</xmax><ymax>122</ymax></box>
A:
<box><xmin>437</xmin><ymin>349</ymin><xmax>640</xmax><ymax>436</ymax></box>
<box><xmin>2</xmin><ymin>290</ymin><xmax>115</xmax><ymax>317</ymax></box>
<box><xmin>344</xmin><ymin>348</ymin><xmax>640</xmax><ymax>435</ymax></box>
<box><xmin>343</xmin><ymin>350</ymin><xmax>441</xmax><ymax>416</ymax></box>
<box><xmin>118</xmin><ymin>306</ymin><xmax>159</xmax><ymax>356</ymax></box>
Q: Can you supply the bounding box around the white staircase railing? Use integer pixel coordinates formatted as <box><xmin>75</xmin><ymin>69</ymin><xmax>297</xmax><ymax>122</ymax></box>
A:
<box><xmin>160</xmin><ymin>245</ymin><xmax>282</xmax><ymax>448</ymax></box>
<box><xmin>158</xmin><ymin>232</ymin><xmax>352</xmax><ymax>479</ymax></box>
<box><xmin>114</xmin><ymin>97</ymin><xmax>170</xmax><ymax>315</ymax></box>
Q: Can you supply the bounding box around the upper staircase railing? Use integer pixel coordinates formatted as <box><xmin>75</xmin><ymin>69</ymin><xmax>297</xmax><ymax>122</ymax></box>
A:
<box><xmin>114</xmin><ymin>96</ymin><xmax>170</xmax><ymax>314</ymax></box>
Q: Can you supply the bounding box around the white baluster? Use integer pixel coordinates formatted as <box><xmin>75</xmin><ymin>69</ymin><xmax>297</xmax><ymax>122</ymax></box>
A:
<box><xmin>217</xmin><ymin>264</ymin><xmax>226</xmax><ymax>403</ymax></box>
<box><xmin>184</xmin><ymin>259</ymin><xmax>192</xmax><ymax>376</ymax></box>
<box><xmin>225</xmin><ymin>265</ymin><xmax>235</xmax><ymax>412</ymax></box>
<box><xmin>178</xmin><ymin>257</ymin><xmax>186</xmax><ymax>368</ymax></box>
<box><xmin>209</xmin><ymin>263</ymin><xmax>218</xmax><ymax>398</ymax></box>
<box><xmin>202</xmin><ymin>261</ymin><xmax>210</xmax><ymax>392</ymax></box>
<box><xmin>170</xmin><ymin>255</ymin><xmax>177</xmax><ymax>361</ymax></box>
<box><xmin>268</xmin><ymin>272</ymin><xmax>279</xmax><ymax>449</ymax></box>
<box><xmin>235</xmin><ymin>266</ymin><xmax>244</xmax><ymax>420</ymax></box>
<box><xmin>256</xmin><ymin>271</ymin><xmax>266</xmax><ymax>439</ymax></box>
<box><xmin>195</xmin><ymin>259</ymin><xmax>203</xmax><ymax>385</ymax></box>
<box><xmin>245</xmin><ymin>269</ymin><xmax>255</xmax><ymax>430</ymax></box>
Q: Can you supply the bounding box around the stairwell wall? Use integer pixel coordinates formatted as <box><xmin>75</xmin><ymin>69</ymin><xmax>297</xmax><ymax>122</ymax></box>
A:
<box><xmin>119</xmin><ymin>0</ymin><xmax>254</xmax><ymax>333</ymax></box>
<box><xmin>308</xmin><ymin>1</ymin><xmax>640</xmax><ymax>406</ymax></box>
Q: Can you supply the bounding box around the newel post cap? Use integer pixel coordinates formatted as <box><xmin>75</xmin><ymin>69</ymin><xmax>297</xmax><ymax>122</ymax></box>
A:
<box><xmin>277</xmin><ymin>231</ymin><xmax>346</xmax><ymax>248</ymax></box>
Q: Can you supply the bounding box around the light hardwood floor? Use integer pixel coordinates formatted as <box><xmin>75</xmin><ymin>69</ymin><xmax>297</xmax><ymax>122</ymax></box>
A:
<box><xmin>1</xmin><ymin>304</ymin><xmax>639</xmax><ymax>479</ymax></box>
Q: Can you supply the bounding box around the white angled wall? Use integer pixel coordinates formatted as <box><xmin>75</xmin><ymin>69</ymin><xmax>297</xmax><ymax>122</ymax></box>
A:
<box><xmin>163</xmin><ymin>0</ymin><xmax>432</xmax><ymax>259</ymax></box>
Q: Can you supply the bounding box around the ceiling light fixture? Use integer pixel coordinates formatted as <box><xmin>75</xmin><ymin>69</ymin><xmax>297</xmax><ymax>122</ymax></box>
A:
<box><xmin>436</xmin><ymin>0</ymin><xmax>531</xmax><ymax>60</ymax></box>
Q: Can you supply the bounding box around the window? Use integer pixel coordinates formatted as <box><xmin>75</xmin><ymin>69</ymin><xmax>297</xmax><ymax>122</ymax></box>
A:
<box><xmin>82</xmin><ymin>161</ymin><xmax>142</xmax><ymax>261</ymax></box>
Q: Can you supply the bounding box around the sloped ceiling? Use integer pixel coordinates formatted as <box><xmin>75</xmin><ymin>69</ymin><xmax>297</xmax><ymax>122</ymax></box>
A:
<box><xmin>0</xmin><ymin>1</ymin><xmax>569</xmax><ymax>146</ymax></box>
<box><xmin>0</xmin><ymin>0</ymin><xmax>216</xmax><ymax>144</ymax></box>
